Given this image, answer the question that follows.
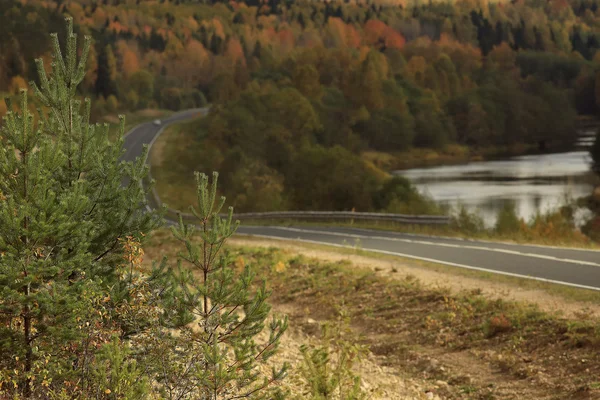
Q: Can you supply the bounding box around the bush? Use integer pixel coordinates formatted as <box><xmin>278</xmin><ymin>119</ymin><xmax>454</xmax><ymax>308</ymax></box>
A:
<box><xmin>160</xmin><ymin>87</ymin><xmax>182</xmax><ymax>110</ymax></box>
<box><xmin>126</xmin><ymin>89</ymin><xmax>139</xmax><ymax>110</ymax></box>
<box><xmin>129</xmin><ymin>69</ymin><xmax>154</xmax><ymax>106</ymax></box>
<box><xmin>182</xmin><ymin>88</ymin><xmax>207</xmax><ymax>107</ymax></box>
<box><xmin>494</xmin><ymin>201</ymin><xmax>522</xmax><ymax>235</ymax></box>
<box><xmin>296</xmin><ymin>311</ymin><xmax>368</xmax><ymax>400</ymax></box>
<box><xmin>450</xmin><ymin>205</ymin><xmax>485</xmax><ymax>234</ymax></box>
<box><xmin>526</xmin><ymin>209</ymin><xmax>578</xmax><ymax>242</ymax></box>
<box><xmin>374</xmin><ymin>176</ymin><xmax>442</xmax><ymax>215</ymax></box>
<box><xmin>485</xmin><ymin>314</ymin><xmax>513</xmax><ymax>337</ymax></box>
<box><xmin>106</xmin><ymin>94</ymin><xmax>119</xmax><ymax>113</ymax></box>
<box><xmin>582</xmin><ymin>216</ymin><xmax>600</xmax><ymax>241</ymax></box>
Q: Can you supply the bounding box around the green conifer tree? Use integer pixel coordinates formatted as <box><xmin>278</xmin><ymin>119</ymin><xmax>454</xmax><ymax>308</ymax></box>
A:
<box><xmin>0</xmin><ymin>17</ymin><xmax>159</xmax><ymax>398</ymax></box>
<box><xmin>153</xmin><ymin>172</ymin><xmax>289</xmax><ymax>399</ymax></box>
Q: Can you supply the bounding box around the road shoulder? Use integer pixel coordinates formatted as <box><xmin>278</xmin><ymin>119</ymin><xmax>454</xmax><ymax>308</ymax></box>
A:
<box><xmin>229</xmin><ymin>236</ymin><xmax>600</xmax><ymax>319</ymax></box>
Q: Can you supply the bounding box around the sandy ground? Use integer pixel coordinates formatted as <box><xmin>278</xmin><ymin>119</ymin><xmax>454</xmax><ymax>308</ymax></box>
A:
<box><xmin>258</xmin><ymin>305</ymin><xmax>444</xmax><ymax>400</ymax></box>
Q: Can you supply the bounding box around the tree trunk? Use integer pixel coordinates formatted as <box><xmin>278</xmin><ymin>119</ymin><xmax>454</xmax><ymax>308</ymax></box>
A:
<box><xmin>23</xmin><ymin>307</ymin><xmax>32</xmax><ymax>398</ymax></box>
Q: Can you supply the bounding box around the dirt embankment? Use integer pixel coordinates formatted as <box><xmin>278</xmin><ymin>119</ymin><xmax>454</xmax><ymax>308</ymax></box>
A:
<box><xmin>145</xmin><ymin>233</ymin><xmax>600</xmax><ymax>399</ymax></box>
<box><xmin>228</xmin><ymin>237</ymin><xmax>600</xmax><ymax>319</ymax></box>
<box><xmin>228</xmin><ymin>238</ymin><xmax>600</xmax><ymax>399</ymax></box>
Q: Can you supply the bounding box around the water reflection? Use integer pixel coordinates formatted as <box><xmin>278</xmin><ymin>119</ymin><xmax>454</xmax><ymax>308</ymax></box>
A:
<box><xmin>396</xmin><ymin>151</ymin><xmax>594</xmax><ymax>227</ymax></box>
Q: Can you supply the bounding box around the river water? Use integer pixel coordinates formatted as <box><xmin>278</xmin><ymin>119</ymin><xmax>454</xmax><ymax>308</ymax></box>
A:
<box><xmin>396</xmin><ymin>133</ymin><xmax>596</xmax><ymax>227</ymax></box>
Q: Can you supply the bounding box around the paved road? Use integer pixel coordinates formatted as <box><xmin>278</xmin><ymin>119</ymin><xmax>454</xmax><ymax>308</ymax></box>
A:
<box><xmin>121</xmin><ymin>108</ymin><xmax>208</xmax><ymax>164</ymax></box>
<box><xmin>235</xmin><ymin>226</ymin><xmax>600</xmax><ymax>290</ymax></box>
<box><xmin>120</xmin><ymin>108</ymin><xmax>208</xmax><ymax>207</ymax></box>
<box><xmin>121</xmin><ymin>110</ymin><xmax>600</xmax><ymax>291</ymax></box>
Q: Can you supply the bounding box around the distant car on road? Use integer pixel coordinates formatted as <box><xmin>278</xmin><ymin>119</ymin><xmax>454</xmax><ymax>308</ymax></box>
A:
<box><xmin>153</xmin><ymin>119</ymin><xmax>161</xmax><ymax>126</ymax></box>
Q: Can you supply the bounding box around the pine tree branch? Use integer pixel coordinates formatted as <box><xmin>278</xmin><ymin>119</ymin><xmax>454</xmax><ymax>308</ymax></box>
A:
<box><xmin>202</xmin><ymin>219</ymin><xmax>210</xmax><ymax>333</ymax></box>
<box><xmin>218</xmin><ymin>318</ymin><xmax>246</xmax><ymax>343</ymax></box>
<box><xmin>205</xmin><ymin>303</ymin><xmax>239</xmax><ymax>344</ymax></box>
<box><xmin>84</xmin><ymin>174</ymin><xmax>108</xmax><ymax>217</ymax></box>
<box><xmin>76</xmin><ymin>102</ymin><xmax>90</xmax><ymax>181</ymax></box>
<box><xmin>94</xmin><ymin>237</ymin><xmax>120</xmax><ymax>262</ymax></box>
<box><xmin>227</xmin><ymin>376</ymin><xmax>279</xmax><ymax>400</ymax></box>
<box><xmin>226</xmin><ymin>335</ymin><xmax>277</xmax><ymax>375</ymax></box>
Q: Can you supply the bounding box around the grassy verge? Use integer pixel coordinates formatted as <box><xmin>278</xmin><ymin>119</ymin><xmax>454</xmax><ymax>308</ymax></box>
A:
<box><xmin>154</xmin><ymin>196</ymin><xmax>599</xmax><ymax>251</ymax></box>
<box><xmin>152</xmin><ymin>183</ymin><xmax>599</xmax><ymax>251</ymax></box>
<box><xmin>231</xmin><ymin>234</ymin><xmax>600</xmax><ymax>307</ymax></box>
<box><xmin>257</xmin><ymin>249</ymin><xmax>600</xmax><ymax>398</ymax></box>
<box><xmin>239</xmin><ymin>247</ymin><xmax>600</xmax><ymax>399</ymax></box>
<box><xmin>149</xmin><ymin>118</ymin><xmax>205</xmax><ymax>209</ymax></box>
<box><xmin>144</xmin><ymin>231</ymin><xmax>600</xmax><ymax>399</ymax></box>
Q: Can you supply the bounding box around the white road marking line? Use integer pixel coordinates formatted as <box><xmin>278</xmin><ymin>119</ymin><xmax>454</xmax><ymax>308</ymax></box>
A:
<box><xmin>241</xmin><ymin>226</ymin><xmax>600</xmax><ymax>268</ymax></box>
<box><xmin>236</xmin><ymin>233</ymin><xmax>600</xmax><ymax>292</ymax></box>
<box><xmin>339</xmin><ymin>226</ymin><xmax>600</xmax><ymax>253</ymax></box>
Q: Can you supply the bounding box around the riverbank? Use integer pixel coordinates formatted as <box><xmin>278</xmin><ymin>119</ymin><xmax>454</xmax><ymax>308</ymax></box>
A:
<box><xmin>364</xmin><ymin>116</ymin><xmax>599</xmax><ymax>171</ymax></box>
<box><xmin>396</xmin><ymin>150</ymin><xmax>598</xmax><ymax>233</ymax></box>
<box><xmin>365</xmin><ymin>142</ymin><xmax>583</xmax><ymax>172</ymax></box>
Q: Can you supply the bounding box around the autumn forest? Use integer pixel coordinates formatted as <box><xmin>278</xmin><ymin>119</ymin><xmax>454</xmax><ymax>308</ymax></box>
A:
<box><xmin>1</xmin><ymin>0</ymin><xmax>600</xmax><ymax>213</ymax></box>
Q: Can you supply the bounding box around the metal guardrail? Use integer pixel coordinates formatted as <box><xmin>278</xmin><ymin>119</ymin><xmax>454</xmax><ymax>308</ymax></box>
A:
<box><xmin>165</xmin><ymin>208</ymin><xmax>450</xmax><ymax>226</ymax></box>
<box><xmin>222</xmin><ymin>211</ymin><xmax>450</xmax><ymax>224</ymax></box>
<box><xmin>146</xmin><ymin>183</ymin><xmax>450</xmax><ymax>226</ymax></box>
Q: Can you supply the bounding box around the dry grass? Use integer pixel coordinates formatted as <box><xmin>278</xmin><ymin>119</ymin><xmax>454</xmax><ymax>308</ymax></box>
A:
<box><xmin>227</xmin><ymin>235</ymin><xmax>600</xmax><ymax>314</ymax></box>
<box><xmin>143</xmin><ymin>231</ymin><xmax>600</xmax><ymax>399</ymax></box>
<box><xmin>247</xmin><ymin>249</ymin><xmax>600</xmax><ymax>399</ymax></box>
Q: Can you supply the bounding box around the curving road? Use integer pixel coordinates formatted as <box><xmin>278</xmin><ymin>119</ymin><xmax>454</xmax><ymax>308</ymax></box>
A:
<box><xmin>122</xmin><ymin>108</ymin><xmax>207</xmax><ymax>165</ymax></box>
<box><xmin>121</xmin><ymin>110</ymin><xmax>600</xmax><ymax>292</ymax></box>
<box><xmin>121</xmin><ymin>108</ymin><xmax>208</xmax><ymax>207</ymax></box>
